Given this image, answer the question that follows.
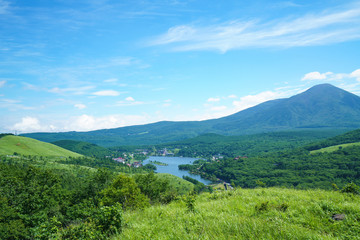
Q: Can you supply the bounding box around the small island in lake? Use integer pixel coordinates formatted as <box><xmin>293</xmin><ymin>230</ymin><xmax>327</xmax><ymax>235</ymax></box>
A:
<box><xmin>150</xmin><ymin>160</ymin><xmax>169</xmax><ymax>166</ymax></box>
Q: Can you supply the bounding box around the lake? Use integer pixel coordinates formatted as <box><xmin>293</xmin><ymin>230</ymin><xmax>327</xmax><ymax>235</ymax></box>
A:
<box><xmin>143</xmin><ymin>156</ymin><xmax>212</xmax><ymax>185</ymax></box>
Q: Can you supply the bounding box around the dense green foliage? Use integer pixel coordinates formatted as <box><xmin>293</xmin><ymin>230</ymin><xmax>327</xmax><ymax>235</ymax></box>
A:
<box><xmin>305</xmin><ymin>128</ymin><xmax>360</xmax><ymax>151</ymax></box>
<box><xmin>182</xmin><ymin>176</ymin><xmax>213</xmax><ymax>194</ymax></box>
<box><xmin>183</xmin><ymin>145</ymin><xmax>360</xmax><ymax>189</ymax></box>
<box><xmin>0</xmin><ymin>133</ymin><xmax>13</xmax><ymax>139</ymax></box>
<box><xmin>0</xmin><ymin>155</ymin><xmax>193</xmax><ymax>239</ymax></box>
<box><xmin>162</xmin><ymin>130</ymin><xmax>343</xmax><ymax>158</ymax></box>
<box><xmin>119</xmin><ymin>187</ymin><xmax>360</xmax><ymax>239</ymax></box>
<box><xmin>52</xmin><ymin>140</ymin><xmax>113</xmax><ymax>158</ymax></box>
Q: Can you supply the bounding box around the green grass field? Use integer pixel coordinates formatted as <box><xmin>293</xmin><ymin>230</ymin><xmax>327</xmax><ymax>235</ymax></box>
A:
<box><xmin>0</xmin><ymin>135</ymin><xmax>82</xmax><ymax>157</ymax></box>
<box><xmin>117</xmin><ymin>187</ymin><xmax>360</xmax><ymax>239</ymax></box>
<box><xmin>310</xmin><ymin>142</ymin><xmax>360</xmax><ymax>154</ymax></box>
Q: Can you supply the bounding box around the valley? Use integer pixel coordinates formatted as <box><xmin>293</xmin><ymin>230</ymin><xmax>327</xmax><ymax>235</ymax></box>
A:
<box><xmin>1</xmin><ymin>84</ymin><xmax>360</xmax><ymax>239</ymax></box>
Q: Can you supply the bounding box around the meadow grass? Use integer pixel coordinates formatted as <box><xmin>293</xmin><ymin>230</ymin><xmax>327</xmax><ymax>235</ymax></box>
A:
<box><xmin>310</xmin><ymin>142</ymin><xmax>360</xmax><ymax>154</ymax></box>
<box><xmin>117</xmin><ymin>187</ymin><xmax>360</xmax><ymax>239</ymax></box>
<box><xmin>0</xmin><ymin>135</ymin><xmax>82</xmax><ymax>157</ymax></box>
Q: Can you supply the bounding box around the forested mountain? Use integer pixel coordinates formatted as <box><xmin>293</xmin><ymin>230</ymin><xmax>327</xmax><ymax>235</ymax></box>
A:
<box><xmin>159</xmin><ymin>129</ymin><xmax>344</xmax><ymax>158</ymax></box>
<box><xmin>52</xmin><ymin>140</ymin><xmax>113</xmax><ymax>157</ymax></box>
<box><xmin>23</xmin><ymin>84</ymin><xmax>360</xmax><ymax>146</ymax></box>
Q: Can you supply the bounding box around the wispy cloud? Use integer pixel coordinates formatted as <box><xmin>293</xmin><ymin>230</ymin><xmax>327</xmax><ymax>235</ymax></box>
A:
<box><xmin>149</xmin><ymin>3</ymin><xmax>360</xmax><ymax>52</ymax></box>
<box><xmin>0</xmin><ymin>80</ymin><xmax>5</xmax><ymax>88</ymax></box>
<box><xmin>0</xmin><ymin>0</ymin><xmax>10</xmax><ymax>15</ymax></box>
<box><xmin>207</xmin><ymin>97</ymin><xmax>220</xmax><ymax>102</ymax></box>
<box><xmin>65</xmin><ymin>114</ymin><xmax>150</xmax><ymax>132</ymax></box>
<box><xmin>0</xmin><ymin>98</ymin><xmax>37</xmax><ymax>111</ymax></box>
<box><xmin>92</xmin><ymin>90</ymin><xmax>121</xmax><ymax>96</ymax></box>
<box><xmin>50</xmin><ymin>86</ymin><xmax>95</xmax><ymax>95</ymax></box>
<box><xmin>74</xmin><ymin>103</ymin><xmax>86</xmax><ymax>109</ymax></box>
<box><xmin>301</xmin><ymin>69</ymin><xmax>360</xmax><ymax>82</ymax></box>
<box><xmin>115</xmin><ymin>96</ymin><xmax>145</xmax><ymax>106</ymax></box>
<box><xmin>302</xmin><ymin>71</ymin><xmax>333</xmax><ymax>81</ymax></box>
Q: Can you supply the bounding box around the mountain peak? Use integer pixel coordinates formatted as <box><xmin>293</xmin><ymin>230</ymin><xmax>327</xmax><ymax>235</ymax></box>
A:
<box><xmin>301</xmin><ymin>83</ymin><xmax>344</xmax><ymax>95</ymax></box>
<box><xmin>23</xmin><ymin>84</ymin><xmax>360</xmax><ymax>146</ymax></box>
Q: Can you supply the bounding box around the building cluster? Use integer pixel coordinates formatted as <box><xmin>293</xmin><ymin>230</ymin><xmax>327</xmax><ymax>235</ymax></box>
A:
<box><xmin>112</xmin><ymin>157</ymin><xmax>142</xmax><ymax>168</ymax></box>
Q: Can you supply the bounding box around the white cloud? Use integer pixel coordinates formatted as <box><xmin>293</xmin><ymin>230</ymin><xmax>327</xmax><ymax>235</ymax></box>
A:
<box><xmin>301</xmin><ymin>69</ymin><xmax>360</xmax><ymax>82</ymax></box>
<box><xmin>0</xmin><ymin>80</ymin><xmax>5</xmax><ymax>88</ymax></box>
<box><xmin>207</xmin><ymin>97</ymin><xmax>220</xmax><ymax>102</ymax></box>
<box><xmin>66</xmin><ymin>114</ymin><xmax>150</xmax><ymax>132</ymax></box>
<box><xmin>350</xmin><ymin>69</ymin><xmax>360</xmax><ymax>81</ymax></box>
<box><xmin>92</xmin><ymin>90</ymin><xmax>120</xmax><ymax>96</ymax></box>
<box><xmin>50</xmin><ymin>86</ymin><xmax>95</xmax><ymax>95</ymax></box>
<box><xmin>301</xmin><ymin>71</ymin><xmax>333</xmax><ymax>81</ymax></box>
<box><xmin>227</xmin><ymin>94</ymin><xmax>237</xmax><ymax>99</ymax></box>
<box><xmin>12</xmin><ymin>117</ymin><xmax>55</xmax><ymax>133</ymax></box>
<box><xmin>74</xmin><ymin>103</ymin><xmax>86</xmax><ymax>109</ymax></box>
<box><xmin>125</xmin><ymin>96</ymin><xmax>135</xmax><ymax>101</ymax></box>
<box><xmin>232</xmin><ymin>91</ymin><xmax>280</xmax><ymax>111</ymax></box>
<box><xmin>149</xmin><ymin>3</ymin><xmax>360</xmax><ymax>52</ymax></box>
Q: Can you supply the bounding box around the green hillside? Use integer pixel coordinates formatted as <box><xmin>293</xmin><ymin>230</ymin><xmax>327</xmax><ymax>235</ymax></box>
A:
<box><xmin>160</xmin><ymin>129</ymin><xmax>343</xmax><ymax>158</ymax></box>
<box><xmin>0</xmin><ymin>135</ymin><xmax>82</xmax><ymax>157</ymax></box>
<box><xmin>310</xmin><ymin>142</ymin><xmax>360</xmax><ymax>154</ymax></box>
<box><xmin>119</xmin><ymin>187</ymin><xmax>360</xmax><ymax>239</ymax></box>
<box><xmin>305</xmin><ymin>128</ymin><xmax>360</xmax><ymax>151</ymax></box>
<box><xmin>52</xmin><ymin>140</ymin><xmax>113</xmax><ymax>157</ymax></box>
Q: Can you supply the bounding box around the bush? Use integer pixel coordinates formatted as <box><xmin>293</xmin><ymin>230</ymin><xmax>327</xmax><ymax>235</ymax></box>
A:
<box><xmin>341</xmin><ymin>182</ymin><xmax>360</xmax><ymax>195</ymax></box>
<box><xmin>60</xmin><ymin>203</ymin><xmax>123</xmax><ymax>240</ymax></box>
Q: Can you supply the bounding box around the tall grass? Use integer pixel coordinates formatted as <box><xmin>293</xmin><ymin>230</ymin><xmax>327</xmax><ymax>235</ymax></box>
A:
<box><xmin>117</xmin><ymin>188</ymin><xmax>360</xmax><ymax>239</ymax></box>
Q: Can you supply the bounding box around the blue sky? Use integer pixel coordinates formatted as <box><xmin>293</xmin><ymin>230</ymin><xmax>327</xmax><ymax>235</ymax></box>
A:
<box><xmin>1</xmin><ymin>0</ymin><xmax>360</xmax><ymax>133</ymax></box>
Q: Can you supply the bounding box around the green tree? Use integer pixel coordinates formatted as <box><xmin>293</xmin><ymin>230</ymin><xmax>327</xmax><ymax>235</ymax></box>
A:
<box><xmin>101</xmin><ymin>174</ymin><xmax>149</xmax><ymax>210</ymax></box>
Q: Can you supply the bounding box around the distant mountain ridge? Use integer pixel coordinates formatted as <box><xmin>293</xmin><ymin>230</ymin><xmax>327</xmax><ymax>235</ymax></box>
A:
<box><xmin>23</xmin><ymin>84</ymin><xmax>360</xmax><ymax>146</ymax></box>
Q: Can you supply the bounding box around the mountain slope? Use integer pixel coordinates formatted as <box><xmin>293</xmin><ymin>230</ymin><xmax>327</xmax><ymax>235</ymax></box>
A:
<box><xmin>52</xmin><ymin>140</ymin><xmax>113</xmax><ymax>157</ymax></box>
<box><xmin>0</xmin><ymin>135</ymin><xmax>82</xmax><ymax>157</ymax></box>
<box><xmin>210</xmin><ymin>83</ymin><xmax>360</xmax><ymax>133</ymax></box>
<box><xmin>23</xmin><ymin>84</ymin><xmax>360</xmax><ymax>146</ymax></box>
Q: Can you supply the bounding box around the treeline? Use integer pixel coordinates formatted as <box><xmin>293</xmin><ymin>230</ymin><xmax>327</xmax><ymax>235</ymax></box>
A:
<box><xmin>160</xmin><ymin>130</ymin><xmax>343</xmax><ymax>158</ymax></box>
<box><xmin>0</xmin><ymin>156</ymin><xmax>193</xmax><ymax>239</ymax></box>
<box><xmin>304</xmin><ymin>128</ymin><xmax>360</xmax><ymax>151</ymax></box>
<box><xmin>52</xmin><ymin>140</ymin><xmax>113</xmax><ymax>158</ymax></box>
<box><xmin>0</xmin><ymin>133</ymin><xmax>13</xmax><ymax>139</ymax></box>
<box><xmin>182</xmin><ymin>146</ymin><xmax>360</xmax><ymax>189</ymax></box>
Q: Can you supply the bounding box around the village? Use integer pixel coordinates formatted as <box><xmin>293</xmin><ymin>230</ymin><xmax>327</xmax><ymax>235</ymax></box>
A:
<box><xmin>110</xmin><ymin>146</ymin><xmax>247</xmax><ymax>168</ymax></box>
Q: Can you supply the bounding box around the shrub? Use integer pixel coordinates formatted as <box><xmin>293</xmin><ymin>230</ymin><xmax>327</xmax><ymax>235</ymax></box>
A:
<box><xmin>255</xmin><ymin>201</ymin><xmax>269</xmax><ymax>212</ymax></box>
<box><xmin>341</xmin><ymin>182</ymin><xmax>360</xmax><ymax>195</ymax></box>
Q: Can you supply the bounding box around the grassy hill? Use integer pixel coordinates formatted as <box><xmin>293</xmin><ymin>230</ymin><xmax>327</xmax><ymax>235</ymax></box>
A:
<box><xmin>310</xmin><ymin>142</ymin><xmax>360</xmax><ymax>154</ymax></box>
<box><xmin>118</xmin><ymin>187</ymin><xmax>360</xmax><ymax>239</ymax></box>
<box><xmin>0</xmin><ymin>135</ymin><xmax>82</xmax><ymax>157</ymax></box>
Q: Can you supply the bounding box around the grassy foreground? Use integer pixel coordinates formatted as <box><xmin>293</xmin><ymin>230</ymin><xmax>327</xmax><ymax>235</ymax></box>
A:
<box><xmin>116</xmin><ymin>187</ymin><xmax>360</xmax><ymax>239</ymax></box>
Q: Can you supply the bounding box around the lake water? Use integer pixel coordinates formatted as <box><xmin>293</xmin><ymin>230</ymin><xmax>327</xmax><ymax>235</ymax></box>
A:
<box><xmin>143</xmin><ymin>156</ymin><xmax>212</xmax><ymax>185</ymax></box>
